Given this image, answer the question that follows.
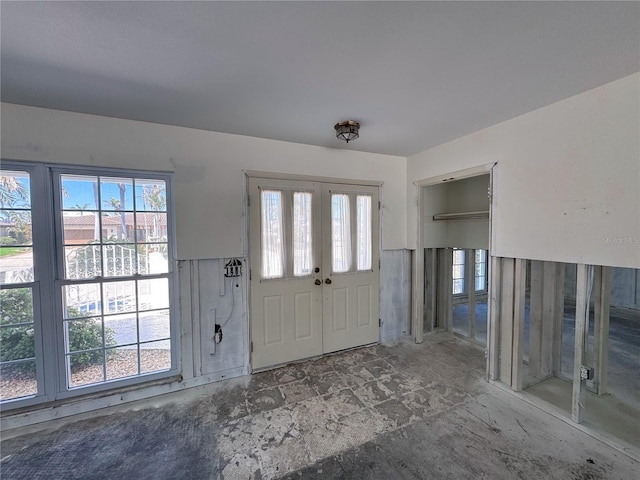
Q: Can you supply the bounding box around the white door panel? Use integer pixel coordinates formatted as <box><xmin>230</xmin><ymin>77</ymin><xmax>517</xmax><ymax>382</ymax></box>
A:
<box><xmin>249</xmin><ymin>178</ymin><xmax>379</xmax><ymax>369</ymax></box>
<box><xmin>322</xmin><ymin>183</ymin><xmax>379</xmax><ymax>354</ymax></box>
<box><xmin>249</xmin><ymin>179</ymin><xmax>323</xmax><ymax>369</ymax></box>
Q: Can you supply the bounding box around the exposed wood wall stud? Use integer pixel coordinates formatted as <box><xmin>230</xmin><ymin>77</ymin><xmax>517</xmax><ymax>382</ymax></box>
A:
<box><xmin>572</xmin><ymin>263</ymin><xmax>592</xmax><ymax>423</ymax></box>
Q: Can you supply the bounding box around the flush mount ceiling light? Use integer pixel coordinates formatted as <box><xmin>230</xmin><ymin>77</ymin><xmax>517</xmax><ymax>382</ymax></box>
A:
<box><xmin>334</xmin><ymin>120</ymin><xmax>360</xmax><ymax>143</ymax></box>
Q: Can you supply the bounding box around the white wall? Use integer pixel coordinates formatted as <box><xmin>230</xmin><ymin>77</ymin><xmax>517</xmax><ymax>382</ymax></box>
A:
<box><xmin>408</xmin><ymin>73</ymin><xmax>640</xmax><ymax>269</ymax></box>
<box><xmin>1</xmin><ymin>103</ymin><xmax>407</xmax><ymax>259</ymax></box>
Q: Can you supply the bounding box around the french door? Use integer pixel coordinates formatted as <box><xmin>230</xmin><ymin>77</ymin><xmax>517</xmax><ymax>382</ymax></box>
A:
<box><xmin>248</xmin><ymin>178</ymin><xmax>379</xmax><ymax>370</ymax></box>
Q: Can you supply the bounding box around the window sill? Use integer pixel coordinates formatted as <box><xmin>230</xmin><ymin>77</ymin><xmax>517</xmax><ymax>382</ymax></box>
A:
<box><xmin>1</xmin><ymin>373</ymin><xmax>182</xmax><ymax>418</ymax></box>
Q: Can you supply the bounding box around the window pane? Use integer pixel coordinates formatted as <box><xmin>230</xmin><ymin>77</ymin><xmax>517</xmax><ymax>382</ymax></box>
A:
<box><xmin>138</xmin><ymin>278</ymin><xmax>169</xmax><ymax>311</ymax></box>
<box><xmin>62</xmin><ymin>211</ymin><xmax>100</xmax><ymax>245</ymax></box>
<box><xmin>138</xmin><ymin>244</ymin><xmax>169</xmax><ymax>275</ymax></box>
<box><xmin>63</xmin><ymin>283</ymin><xmax>102</xmax><ymax>318</ymax></box>
<box><xmin>106</xmin><ymin>346</ymin><xmax>139</xmax><ymax>380</ymax></box>
<box><xmin>0</xmin><ymin>287</ymin><xmax>36</xmax><ymax>398</ymax></box>
<box><xmin>0</xmin><ymin>210</ymin><xmax>32</xmax><ymax>246</ymax></box>
<box><xmin>332</xmin><ymin>194</ymin><xmax>351</xmax><ymax>273</ymax></box>
<box><xmin>452</xmin><ymin>265</ymin><xmax>464</xmax><ymax>279</ymax></box>
<box><xmin>134</xmin><ymin>212</ymin><xmax>167</xmax><ymax>242</ymax></box>
<box><xmin>136</xmin><ymin>180</ymin><xmax>167</xmax><ymax>212</ymax></box>
<box><xmin>139</xmin><ymin>310</ymin><xmax>170</xmax><ymax>343</ymax></box>
<box><xmin>356</xmin><ymin>195</ymin><xmax>372</xmax><ymax>271</ymax></box>
<box><xmin>1</xmin><ymin>361</ymin><xmax>37</xmax><ymax>400</ymax></box>
<box><xmin>65</xmin><ymin>318</ymin><xmax>108</xmax><ymax>387</ymax></box>
<box><xmin>100</xmin><ymin>177</ymin><xmax>134</xmax><ymax>212</ymax></box>
<box><xmin>66</xmin><ymin>318</ymin><xmax>105</xmax><ymax>353</ymax></box>
<box><xmin>104</xmin><ymin>314</ymin><xmax>137</xmax><ymax>347</ymax></box>
<box><xmin>68</xmin><ymin>351</ymin><xmax>104</xmax><ymax>387</ymax></box>
<box><xmin>0</xmin><ymin>247</ymin><xmax>33</xmax><ymax>284</ymax></box>
<box><xmin>65</xmin><ymin>245</ymin><xmax>102</xmax><ymax>279</ymax></box>
<box><xmin>261</xmin><ymin>190</ymin><xmax>284</xmax><ymax>279</ymax></box>
<box><xmin>293</xmin><ymin>192</ymin><xmax>312</xmax><ymax>277</ymax></box>
<box><xmin>452</xmin><ymin>249</ymin><xmax>465</xmax><ymax>294</ymax></box>
<box><xmin>0</xmin><ymin>313</ymin><xmax>37</xmax><ymax>398</ymax></box>
<box><xmin>102</xmin><ymin>244</ymin><xmax>138</xmax><ymax>277</ymax></box>
<box><xmin>61</xmin><ymin>175</ymin><xmax>98</xmax><ymax>210</ymax></box>
<box><xmin>475</xmin><ymin>249</ymin><xmax>487</xmax><ymax>292</ymax></box>
<box><xmin>140</xmin><ymin>340</ymin><xmax>171</xmax><ymax>374</ymax></box>
<box><xmin>0</xmin><ymin>171</ymin><xmax>31</xmax><ymax>208</ymax></box>
<box><xmin>103</xmin><ymin>281</ymin><xmax>137</xmax><ymax>315</ymax></box>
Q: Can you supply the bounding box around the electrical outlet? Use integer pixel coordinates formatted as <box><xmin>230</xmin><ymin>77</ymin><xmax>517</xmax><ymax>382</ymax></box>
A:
<box><xmin>580</xmin><ymin>366</ymin><xmax>594</xmax><ymax>380</ymax></box>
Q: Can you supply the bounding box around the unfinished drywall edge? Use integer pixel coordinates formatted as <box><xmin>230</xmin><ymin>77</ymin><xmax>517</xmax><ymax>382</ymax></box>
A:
<box><xmin>0</xmin><ymin>366</ymin><xmax>247</xmax><ymax>433</ymax></box>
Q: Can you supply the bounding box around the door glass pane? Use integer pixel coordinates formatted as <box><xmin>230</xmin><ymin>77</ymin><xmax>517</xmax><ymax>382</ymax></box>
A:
<box><xmin>356</xmin><ymin>195</ymin><xmax>372</xmax><ymax>271</ymax></box>
<box><xmin>261</xmin><ymin>190</ymin><xmax>284</xmax><ymax>279</ymax></box>
<box><xmin>293</xmin><ymin>192</ymin><xmax>312</xmax><ymax>277</ymax></box>
<box><xmin>1</xmin><ymin>171</ymin><xmax>34</xmax><ymax>285</ymax></box>
<box><xmin>331</xmin><ymin>194</ymin><xmax>351</xmax><ymax>273</ymax></box>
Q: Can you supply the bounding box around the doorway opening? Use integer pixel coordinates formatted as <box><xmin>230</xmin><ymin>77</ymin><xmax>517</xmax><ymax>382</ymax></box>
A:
<box><xmin>420</xmin><ymin>173</ymin><xmax>491</xmax><ymax>343</ymax></box>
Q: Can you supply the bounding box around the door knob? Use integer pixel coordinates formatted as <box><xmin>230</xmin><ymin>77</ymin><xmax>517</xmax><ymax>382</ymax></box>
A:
<box><xmin>314</xmin><ymin>279</ymin><xmax>322</xmax><ymax>286</ymax></box>
<box><xmin>325</xmin><ymin>278</ymin><xmax>332</xmax><ymax>285</ymax></box>
<box><xmin>314</xmin><ymin>267</ymin><xmax>320</xmax><ymax>273</ymax></box>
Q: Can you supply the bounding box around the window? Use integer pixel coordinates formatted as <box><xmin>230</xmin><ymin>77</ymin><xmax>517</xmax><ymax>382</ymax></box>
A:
<box><xmin>356</xmin><ymin>195</ymin><xmax>372</xmax><ymax>271</ymax></box>
<box><xmin>475</xmin><ymin>250</ymin><xmax>487</xmax><ymax>292</ymax></box>
<box><xmin>331</xmin><ymin>192</ymin><xmax>373</xmax><ymax>274</ymax></box>
<box><xmin>292</xmin><ymin>192</ymin><xmax>312</xmax><ymax>277</ymax></box>
<box><xmin>331</xmin><ymin>194</ymin><xmax>351</xmax><ymax>273</ymax></box>
<box><xmin>260</xmin><ymin>190</ymin><xmax>284</xmax><ymax>279</ymax></box>
<box><xmin>0</xmin><ymin>170</ymin><xmax>38</xmax><ymax>401</ymax></box>
<box><xmin>0</xmin><ymin>162</ymin><xmax>176</xmax><ymax>408</ymax></box>
<box><xmin>452</xmin><ymin>248</ymin><xmax>465</xmax><ymax>294</ymax></box>
<box><xmin>451</xmin><ymin>248</ymin><xmax>488</xmax><ymax>295</ymax></box>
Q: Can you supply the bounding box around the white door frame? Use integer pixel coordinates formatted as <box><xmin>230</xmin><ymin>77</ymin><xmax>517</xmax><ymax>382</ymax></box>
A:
<box><xmin>412</xmin><ymin>163</ymin><xmax>496</xmax><ymax>352</ymax></box>
<box><xmin>245</xmin><ymin>171</ymin><xmax>382</xmax><ymax>372</ymax></box>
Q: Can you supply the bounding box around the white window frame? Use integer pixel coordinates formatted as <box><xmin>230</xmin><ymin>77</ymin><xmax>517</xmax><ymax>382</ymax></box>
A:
<box><xmin>0</xmin><ymin>161</ymin><xmax>179</xmax><ymax>410</ymax></box>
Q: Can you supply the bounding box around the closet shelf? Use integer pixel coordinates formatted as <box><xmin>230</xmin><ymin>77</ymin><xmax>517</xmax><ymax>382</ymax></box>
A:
<box><xmin>432</xmin><ymin>211</ymin><xmax>489</xmax><ymax>221</ymax></box>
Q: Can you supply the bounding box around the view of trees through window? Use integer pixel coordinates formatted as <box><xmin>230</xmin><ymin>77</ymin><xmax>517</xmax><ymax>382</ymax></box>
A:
<box><xmin>1</xmin><ymin>166</ymin><xmax>175</xmax><ymax>405</ymax></box>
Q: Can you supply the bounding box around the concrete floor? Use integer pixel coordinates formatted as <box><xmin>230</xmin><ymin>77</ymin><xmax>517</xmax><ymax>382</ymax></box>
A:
<box><xmin>1</xmin><ymin>334</ymin><xmax>638</xmax><ymax>479</ymax></box>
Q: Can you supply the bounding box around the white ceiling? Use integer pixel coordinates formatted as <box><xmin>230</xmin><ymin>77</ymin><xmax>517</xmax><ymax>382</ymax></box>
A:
<box><xmin>2</xmin><ymin>1</ymin><xmax>639</xmax><ymax>157</ymax></box>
